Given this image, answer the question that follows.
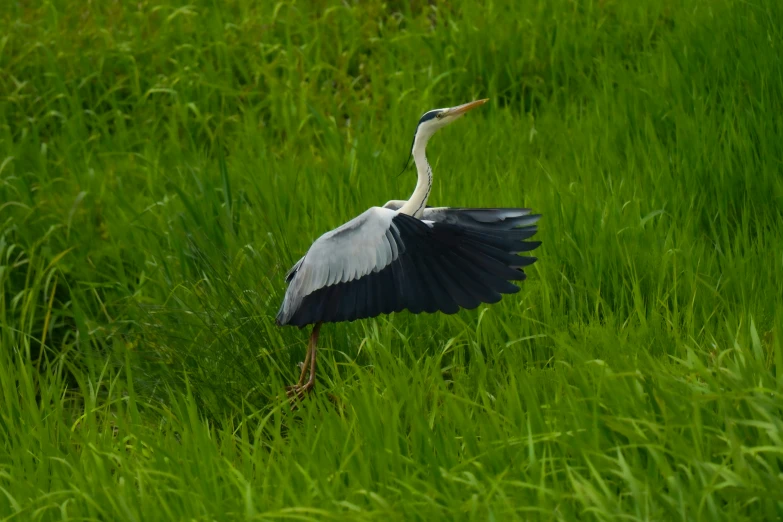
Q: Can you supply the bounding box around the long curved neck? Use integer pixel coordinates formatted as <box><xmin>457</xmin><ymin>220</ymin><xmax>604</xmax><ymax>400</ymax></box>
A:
<box><xmin>399</xmin><ymin>136</ymin><xmax>433</xmax><ymax>217</ymax></box>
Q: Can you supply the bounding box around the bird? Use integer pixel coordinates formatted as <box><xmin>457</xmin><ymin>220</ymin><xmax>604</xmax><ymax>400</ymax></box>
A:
<box><xmin>276</xmin><ymin>99</ymin><xmax>541</xmax><ymax>399</ymax></box>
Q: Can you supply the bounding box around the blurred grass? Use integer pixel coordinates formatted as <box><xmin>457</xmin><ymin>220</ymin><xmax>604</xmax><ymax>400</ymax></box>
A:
<box><xmin>1</xmin><ymin>0</ymin><xmax>783</xmax><ymax>520</ymax></box>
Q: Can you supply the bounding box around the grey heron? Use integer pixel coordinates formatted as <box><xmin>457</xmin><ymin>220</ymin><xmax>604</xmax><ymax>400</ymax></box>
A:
<box><xmin>276</xmin><ymin>99</ymin><xmax>541</xmax><ymax>399</ymax></box>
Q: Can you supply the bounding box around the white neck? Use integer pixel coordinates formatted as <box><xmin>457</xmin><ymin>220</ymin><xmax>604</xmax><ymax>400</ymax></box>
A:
<box><xmin>398</xmin><ymin>132</ymin><xmax>434</xmax><ymax>217</ymax></box>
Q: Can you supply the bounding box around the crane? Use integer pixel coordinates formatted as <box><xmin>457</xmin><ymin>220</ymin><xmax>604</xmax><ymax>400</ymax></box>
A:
<box><xmin>276</xmin><ymin>99</ymin><xmax>541</xmax><ymax>399</ymax></box>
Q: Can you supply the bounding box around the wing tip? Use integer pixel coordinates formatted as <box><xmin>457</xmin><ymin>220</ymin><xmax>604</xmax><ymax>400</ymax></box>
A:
<box><xmin>512</xmin><ymin>256</ymin><xmax>538</xmax><ymax>268</ymax></box>
<box><xmin>512</xmin><ymin>240</ymin><xmax>542</xmax><ymax>253</ymax></box>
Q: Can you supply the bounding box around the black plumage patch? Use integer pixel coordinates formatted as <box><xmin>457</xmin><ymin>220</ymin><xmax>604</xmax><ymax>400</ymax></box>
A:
<box><xmin>418</xmin><ymin>110</ymin><xmax>441</xmax><ymax>124</ymax></box>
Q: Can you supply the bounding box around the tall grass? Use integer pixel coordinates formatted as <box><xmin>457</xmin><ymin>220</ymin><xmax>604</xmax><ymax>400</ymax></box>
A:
<box><xmin>1</xmin><ymin>0</ymin><xmax>782</xmax><ymax>519</ymax></box>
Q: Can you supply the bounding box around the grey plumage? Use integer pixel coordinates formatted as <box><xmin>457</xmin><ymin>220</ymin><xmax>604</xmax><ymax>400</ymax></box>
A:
<box><xmin>277</xmin><ymin>206</ymin><xmax>399</xmax><ymax>325</ymax></box>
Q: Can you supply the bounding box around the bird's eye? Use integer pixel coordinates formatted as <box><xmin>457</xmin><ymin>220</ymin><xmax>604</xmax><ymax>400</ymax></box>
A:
<box><xmin>436</xmin><ymin>112</ymin><xmax>444</xmax><ymax>119</ymax></box>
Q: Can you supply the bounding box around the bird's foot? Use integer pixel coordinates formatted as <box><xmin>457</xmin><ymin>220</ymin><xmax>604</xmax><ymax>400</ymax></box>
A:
<box><xmin>285</xmin><ymin>380</ymin><xmax>315</xmax><ymax>404</ymax></box>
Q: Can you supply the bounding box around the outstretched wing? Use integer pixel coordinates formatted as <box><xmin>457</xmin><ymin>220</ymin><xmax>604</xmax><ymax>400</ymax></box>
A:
<box><xmin>277</xmin><ymin>206</ymin><xmax>541</xmax><ymax>327</ymax></box>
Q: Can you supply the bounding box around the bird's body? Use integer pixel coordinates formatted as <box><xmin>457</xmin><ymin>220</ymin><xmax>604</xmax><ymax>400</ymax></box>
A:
<box><xmin>276</xmin><ymin>99</ymin><xmax>541</xmax><ymax>399</ymax></box>
<box><xmin>276</xmin><ymin>205</ymin><xmax>540</xmax><ymax>327</ymax></box>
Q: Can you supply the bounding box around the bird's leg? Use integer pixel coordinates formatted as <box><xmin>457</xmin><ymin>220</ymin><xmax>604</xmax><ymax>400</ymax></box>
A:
<box><xmin>305</xmin><ymin>326</ymin><xmax>319</xmax><ymax>390</ymax></box>
<box><xmin>294</xmin><ymin>341</ymin><xmax>312</xmax><ymax>387</ymax></box>
<box><xmin>286</xmin><ymin>323</ymin><xmax>322</xmax><ymax>401</ymax></box>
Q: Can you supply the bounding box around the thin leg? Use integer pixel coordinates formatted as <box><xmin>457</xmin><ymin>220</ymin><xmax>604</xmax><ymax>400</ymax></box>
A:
<box><xmin>286</xmin><ymin>322</ymin><xmax>322</xmax><ymax>401</ymax></box>
<box><xmin>305</xmin><ymin>324</ymin><xmax>320</xmax><ymax>388</ymax></box>
<box><xmin>295</xmin><ymin>342</ymin><xmax>312</xmax><ymax>387</ymax></box>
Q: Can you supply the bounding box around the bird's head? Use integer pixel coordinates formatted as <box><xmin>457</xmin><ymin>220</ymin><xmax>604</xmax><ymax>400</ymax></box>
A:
<box><xmin>409</xmin><ymin>99</ymin><xmax>489</xmax><ymax>155</ymax></box>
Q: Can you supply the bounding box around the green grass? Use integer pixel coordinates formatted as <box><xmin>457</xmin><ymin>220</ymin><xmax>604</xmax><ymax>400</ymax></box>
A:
<box><xmin>2</xmin><ymin>0</ymin><xmax>783</xmax><ymax>519</ymax></box>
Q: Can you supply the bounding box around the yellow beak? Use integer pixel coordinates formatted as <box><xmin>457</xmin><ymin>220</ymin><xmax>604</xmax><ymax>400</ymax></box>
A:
<box><xmin>443</xmin><ymin>98</ymin><xmax>489</xmax><ymax>117</ymax></box>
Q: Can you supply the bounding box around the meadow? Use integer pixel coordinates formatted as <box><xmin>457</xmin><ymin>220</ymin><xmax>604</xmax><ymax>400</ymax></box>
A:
<box><xmin>1</xmin><ymin>0</ymin><xmax>783</xmax><ymax>520</ymax></box>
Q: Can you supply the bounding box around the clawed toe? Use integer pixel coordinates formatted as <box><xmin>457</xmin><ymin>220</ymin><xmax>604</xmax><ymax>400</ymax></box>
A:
<box><xmin>285</xmin><ymin>381</ymin><xmax>314</xmax><ymax>403</ymax></box>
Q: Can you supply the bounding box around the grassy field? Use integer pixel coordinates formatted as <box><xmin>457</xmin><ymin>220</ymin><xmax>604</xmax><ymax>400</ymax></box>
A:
<box><xmin>2</xmin><ymin>0</ymin><xmax>783</xmax><ymax>519</ymax></box>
